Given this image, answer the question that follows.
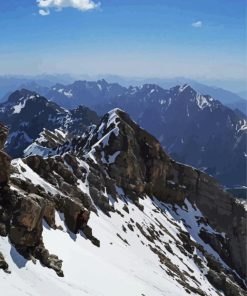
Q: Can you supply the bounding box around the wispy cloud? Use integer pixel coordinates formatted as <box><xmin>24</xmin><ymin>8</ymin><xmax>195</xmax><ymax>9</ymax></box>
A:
<box><xmin>192</xmin><ymin>21</ymin><xmax>202</xmax><ymax>28</ymax></box>
<box><xmin>39</xmin><ymin>9</ymin><xmax>50</xmax><ymax>16</ymax></box>
<box><xmin>37</xmin><ymin>0</ymin><xmax>100</xmax><ymax>16</ymax></box>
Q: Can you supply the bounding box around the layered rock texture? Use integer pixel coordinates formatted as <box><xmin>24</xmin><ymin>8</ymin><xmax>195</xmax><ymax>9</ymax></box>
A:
<box><xmin>0</xmin><ymin>124</ymin><xmax>97</xmax><ymax>277</ymax></box>
<box><xmin>0</xmin><ymin>110</ymin><xmax>246</xmax><ymax>296</ymax></box>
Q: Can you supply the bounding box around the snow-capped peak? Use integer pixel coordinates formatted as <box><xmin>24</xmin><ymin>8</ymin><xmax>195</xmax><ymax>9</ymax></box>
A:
<box><xmin>179</xmin><ymin>84</ymin><xmax>190</xmax><ymax>92</ymax></box>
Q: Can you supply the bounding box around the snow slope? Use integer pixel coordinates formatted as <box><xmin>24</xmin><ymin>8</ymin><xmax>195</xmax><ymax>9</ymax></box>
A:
<box><xmin>1</xmin><ymin>195</ymin><xmax>224</xmax><ymax>296</ymax></box>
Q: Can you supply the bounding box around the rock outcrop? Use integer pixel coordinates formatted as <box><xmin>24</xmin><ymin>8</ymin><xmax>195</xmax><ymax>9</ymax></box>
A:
<box><xmin>0</xmin><ymin>123</ymin><xmax>11</xmax><ymax>186</ymax></box>
<box><xmin>0</xmin><ymin>109</ymin><xmax>246</xmax><ymax>295</ymax></box>
<box><xmin>96</xmin><ymin>84</ymin><xmax>247</xmax><ymax>187</ymax></box>
<box><xmin>0</xmin><ymin>123</ymin><xmax>96</xmax><ymax>276</ymax></box>
<box><xmin>80</xmin><ymin>109</ymin><xmax>247</xmax><ymax>282</ymax></box>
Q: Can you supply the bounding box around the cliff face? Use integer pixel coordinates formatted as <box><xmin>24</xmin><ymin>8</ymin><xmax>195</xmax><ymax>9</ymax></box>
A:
<box><xmin>175</xmin><ymin>164</ymin><xmax>247</xmax><ymax>280</ymax></box>
<box><xmin>0</xmin><ymin>123</ymin><xmax>11</xmax><ymax>186</ymax></box>
<box><xmin>81</xmin><ymin>109</ymin><xmax>247</xmax><ymax>281</ymax></box>
<box><xmin>96</xmin><ymin>84</ymin><xmax>247</xmax><ymax>187</ymax></box>
<box><xmin>0</xmin><ymin>111</ymin><xmax>246</xmax><ymax>295</ymax></box>
<box><xmin>0</xmin><ymin>124</ymin><xmax>96</xmax><ymax>277</ymax></box>
<box><xmin>0</xmin><ymin>123</ymin><xmax>62</xmax><ymax>275</ymax></box>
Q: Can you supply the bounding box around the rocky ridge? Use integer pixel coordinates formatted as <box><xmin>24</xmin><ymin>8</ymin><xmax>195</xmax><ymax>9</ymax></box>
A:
<box><xmin>0</xmin><ymin>89</ymin><xmax>100</xmax><ymax>158</ymax></box>
<box><xmin>46</xmin><ymin>79</ymin><xmax>127</xmax><ymax>109</ymax></box>
<box><xmin>0</xmin><ymin>124</ymin><xmax>98</xmax><ymax>277</ymax></box>
<box><xmin>96</xmin><ymin>84</ymin><xmax>247</xmax><ymax>186</ymax></box>
<box><xmin>0</xmin><ymin>109</ymin><xmax>246</xmax><ymax>295</ymax></box>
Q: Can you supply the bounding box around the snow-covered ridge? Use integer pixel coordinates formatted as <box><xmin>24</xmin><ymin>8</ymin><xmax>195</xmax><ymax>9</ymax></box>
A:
<box><xmin>1</xmin><ymin>105</ymin><xmax>246</xmax><ymax>295</ymax></box>
<box><xmin>11</xmin><ymin>158</ymin><xmax>61</xmax><ymax>196</ymax></box>
<box><xmin>24</xmin><ymin>128</ymin><xmax>69</xmax><ymax>157</ymax></box>
<box><xmin>85</xmin><ymin>109</ymin><xmax>122</xmax><ymax>163</ymax></box>
<box><xmin>237</xmin><ymin>119</ymin><xmax>247</xmax><ymax>132</ymax></box>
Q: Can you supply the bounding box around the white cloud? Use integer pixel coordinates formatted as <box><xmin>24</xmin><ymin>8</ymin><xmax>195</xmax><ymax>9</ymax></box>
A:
<box><xmin>192</xmin><ymin>21</ymin><xmax>202</xmax><ymax>28</ymax></box>
<box><xmin>39</xmin><ymin>9</ymin><xmax>50</xmax><ymax>16</ymax></box>
<box><xmin>37</xmin><ymin>0</ymin><xmax>100</xmax><ymax>15</ymax></box>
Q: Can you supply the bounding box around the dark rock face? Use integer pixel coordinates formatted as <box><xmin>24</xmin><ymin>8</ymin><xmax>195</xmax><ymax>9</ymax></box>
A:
<box><xmin>96</xmin><ymin>84</ymin><xmax>247</xmax><ymax>187</ymax></box>
<box><xmin>0</xmin><ymin>109</ymin><xmax>246</xmax><ymax>294</ymax></box>
<box><xmin>0</xmin><ymin>123</ymin><xmax>11</xmax><ymax>186</ymax></box>
<box><xmin>174</xmin><ymin>163</ymin><xmax>247</xmax><ymax>280</ymax></box>
<box><xmin>3</xmin><ymin>84</ymin><xmax>246</xmax><ymax>187</ymax></box>
<box><xmin>0</xmin><ymin>123</ymin><xmax>96</xmax><ymax>277</ymax></box>
<box><xmin>206</xmin><ymin>270</ymin><xmax>246</xmax><ymax>296</ymax></box>
<box><xmin>63</xmin><ymin>198</ymin><xmax>90</xmax><ymax>233</ymax></box>
<box><xmin>0</xmin><ymin>186</ymin><xmax>63</xmax><ymax>276</ymax></box>
<box><xmin>0</xmin><ymin>252</ymin><xmax>9</xmax><ymax>272</ymax></box>
<box><xmin>80</xmin><ymin>109</ymin><xmax>247</xmax><ymax>281</ymax></box>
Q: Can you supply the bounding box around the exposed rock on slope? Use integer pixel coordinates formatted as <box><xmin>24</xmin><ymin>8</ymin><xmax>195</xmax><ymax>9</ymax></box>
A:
<box><xmin>81</xmin><ymin>109</ymin><xmax>247</xmax><ymax>281</ymax></box>
<box><xmin>0</xmin><ymin>124</ymin><xmax>97</xmax><ymax>277</ymax></box>
<box><xmin>0</xmin><ymin>110</ymin><xmax>246</xmax><ymax>295</ymax></box>
<box><xmin>0</xmin><ymin>123</ymin><xmax>11</xmax><ymax>186</ymax></box>
<box><xmin>96</xmin><ymin>84</ymin><xmax>247</xmax><ymax>186</ymax></box>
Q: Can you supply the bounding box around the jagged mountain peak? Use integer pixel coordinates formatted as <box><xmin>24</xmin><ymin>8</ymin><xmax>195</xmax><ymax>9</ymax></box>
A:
<box><xmin>96</xmin><ymin>84</ymin><xmax>246</xmax><ymax>186</ymax></box>
<box><xmin>4</xmin><ymin>88</ymin><xmax>65</xmax><ymax>114</ymax></box>
<box><xmin>7</xmin><ymin>88</ymin><xmax>40</xmax><ymax>103</ymax></box>
<box><xmin>1</xmin><ymin>108</ymin><xmax>246</xmax><ymax>296</ymax></box>
<box><xmin>139</xmin><ymin>83</ymin><xmax>164</xmax><ymax>91</ymax></box>
<box><xmin>126</xmin><ymin>83</ymin><xmax>166</xmax><ymax>96</ymax></box>
<box><xmin>47</xmin><ymin>79</ymin><xmax>127</xmax><ymax>109</ymax></box>
<box><xmin>169</xmin><ymin>84</ymin><xmax>220</xmax><ymax>110</ymax></box>
<box><xmin>178</xmin><ymin>83</ymin><xmax>195</xmax><ymax>93</ymax></box>
<box><xmin>0</xmin><ymin>89</ymin><xmax>100</xmax><ymax>158</ymax></box>
<box><xmin>115</xmin><ymin>82</ymin><xmax>219</xmax><ymax>112</ymax></box>
<box><xmin>9</xmin><ymin>88</ymin><xmax>37</xmax><ymax>97</ymax></box>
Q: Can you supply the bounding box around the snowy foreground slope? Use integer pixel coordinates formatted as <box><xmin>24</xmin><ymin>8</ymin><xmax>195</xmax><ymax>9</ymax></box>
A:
<box><xmin>1</xmin><ymin>196</ymin><xmax>227</xmax><ymax>296</ymax></box>
<box><xmin>0</xmin><ymin>109</ymin><xmax>246</xmax><ymax>296</ymax></box>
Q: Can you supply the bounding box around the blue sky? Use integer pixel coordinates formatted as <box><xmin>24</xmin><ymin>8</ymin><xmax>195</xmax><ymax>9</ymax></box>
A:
<box><xmin>0</xmin><ymin>0</ymin><xmax>246</xmax><ymax>82</ymax></box>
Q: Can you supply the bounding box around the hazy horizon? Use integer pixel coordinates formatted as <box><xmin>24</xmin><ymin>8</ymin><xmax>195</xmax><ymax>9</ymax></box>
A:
<box><xmin>0</xmin><ymin>0</ymin><xmax>246</xmax><ymax>85</ymax></box>
<box><xmin>0</xmin><ymin>72</ymin><xmax>246</xmax><ymax>93</ymax></box>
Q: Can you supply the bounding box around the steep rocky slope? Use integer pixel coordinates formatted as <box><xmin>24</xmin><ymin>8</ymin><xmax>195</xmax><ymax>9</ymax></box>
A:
<box><xmin>97</xmin><ymin>84</ymin><xmax>247</xmax><ymax>186</ymax></box>
<box><xmin>0</xmin><ymin>124</ymin><xmax>97</xmax><ymax>278</ymax></box>
<box><xmin>1</xmin><ymin>85</ymin><xmax>246</xmax><ymax>187</ymax></box>
<box><xmin>0</xmin><ymin>110</ymin><xmax>246</xmax><ymax>296</ymax></box>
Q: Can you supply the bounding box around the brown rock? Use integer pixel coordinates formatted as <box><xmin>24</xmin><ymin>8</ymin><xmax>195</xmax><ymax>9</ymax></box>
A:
<box><xmin>43</xmin><ymin>201</ymin><xmax>56</xmax><ymax>229</ymax></box>
<box><xmin>15</xmin><ymin>196</ymin><xmax>42</xmax><ymax>231</ymax></box>
<box><xmin>63</xmin><ymin>198</ymin><xmax>90</xmax><ymax>233</ymax></box>
<box><xmin>0</xmin><ymin>124</ymin><xmax>11</xmax><ymax>186</ymax></box>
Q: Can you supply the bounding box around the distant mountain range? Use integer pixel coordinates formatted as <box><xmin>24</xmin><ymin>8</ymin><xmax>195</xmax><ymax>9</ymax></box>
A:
<box><xmin>238</xmin><ymin>90</ymin><xmax>247</xmax><ymax>100</ymax></box>
<box><xmin>0</xmin><ymin>89</ymin><xmax>100</xmax><ymax>157</ymax></box>
<box><xmin>0</xmin><ymin>75</ymin><xmax>246</xmax><ymax>114</ymax></box>
<box><xmin>0</xmin><ymin>74</ymin><xmax>75</xmax><ymax>99</ymax></box>
<box><xmin>46</xmin><ymin>79</ymin><xmax>126</xmax><ymax>109</ymax></box>
<box><xmin>0</xmin><ymin>81</ymin><xmax>246</xmax><ymax>187</ymax></box>
<box><xmin>100</xmin><ymin>76</ymin><xmax>247</xmax><ymax>114</ymax></box>
<box><xmin>96</xmin><ymin>84</ymin><xmax>246</xmax><ymax>187</ymax></box>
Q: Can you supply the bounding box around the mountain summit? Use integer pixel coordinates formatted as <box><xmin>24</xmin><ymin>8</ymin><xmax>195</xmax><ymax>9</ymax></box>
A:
<box><xmin>0</xmin><ymin>108</ymin><xmax>246</xmax><ymax>295</ymax></box>
<box><xmin>0</xmin><ymin>89</ymin><xmax>100</xmax><ymax>157</ymax></box>
<box><xmin>97</xmin><ymin>84</ymin><xmax>247</xmax><ymax>186</ymax></box>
